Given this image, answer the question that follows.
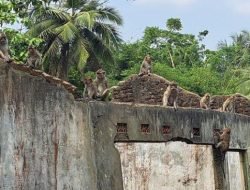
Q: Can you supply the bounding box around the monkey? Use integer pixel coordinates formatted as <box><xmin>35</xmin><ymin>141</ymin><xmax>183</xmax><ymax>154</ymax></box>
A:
<box><xmin>162</xmin><ymin>82</ymin><xmax>178</xmax><ymax>110</ymax></box>
<box><xmin>221</xmin><ymin>93</ymin><xmax>241</xmax><ymax>113</ymax></box>
<box><xmin>26</xmin><ymin>45</ymin><xmax>42</xmax><ymax>69</ymax></box>
<box><xmin>94</xmin><ymin>69</ymin><xmax>108</xmax><ymax>96</ymax></box>
<box><xmin>214</xmin><ymin>127</ymin><xmax>231</xmax><ymax>178</ymax></box>
<box><xmin>138</xmin><ymin>55</ymin><xmax>152</xmax><ymax>76</ymax></box>
<box><xmin>222</xmin><ymin>93</ymin><xmax>242</xmax><ymax>113</ymax></box>
<box><xmin>200</xmin><ymin>93</ymin><xmax>210</xmax><ymax>109</ymax></box>
<box><xmin>83</xmin><ymin>77</ymin><xmax>97</xmax><ymax>99</ymax></box>
<box><xmin>215</xmin><ymin>128</ymin><xmax>231</xmax><ymax>153</ymax></box>
<box><xmin>0</xmin><ymin>31</ymin><xmax>10</xmax><ymax>62</ymax></box>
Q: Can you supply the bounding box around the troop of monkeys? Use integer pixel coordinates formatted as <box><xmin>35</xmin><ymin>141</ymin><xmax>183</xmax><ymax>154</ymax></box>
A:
<box><xmin>138</xmin><ymin>54</ymin><xmax>238</xmax><ymax>113</ymax></box>
<box><xmin>1</xmin><ymin>32</ymin><xmax>231</xmax><ymax>168</ymax></box>
<box><xmin>163</xmin><ymin>83</ymin><xmax>239</xmax><ymax>113</ymax></box>
<box><xmin>83</xmin><ymin>69</ymin><xmax>110</xmax><ymax>100</ymax></box>
<box><xmin>0</xmin><ymin>30</ymin><xmax>239</xmax><ymax>114</ymax></box>
<box><xmin>138</xmin><ymin>54</ymin><xmax>231</xmax><ymax>173</ymax></box>
<box><xmin>0</xmin><ymin>31</ymin><xmax>42</xmax><ymax>69</ymax></box>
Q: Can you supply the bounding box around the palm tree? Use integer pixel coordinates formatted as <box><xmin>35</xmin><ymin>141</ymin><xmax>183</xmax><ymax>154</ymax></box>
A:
<box><xmin>231</xmin><ymin>30</ymin><xmax>250</xmax><ymax>47</ymax></box>
<box><xmin>28</xmin><ymin>0</ymin><xmax>123</xmax><ymax>80</ymax></box>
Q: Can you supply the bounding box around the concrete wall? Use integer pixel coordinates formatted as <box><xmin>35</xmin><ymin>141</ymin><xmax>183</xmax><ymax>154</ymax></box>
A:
<box><xmin>116</xmin><ymin>143</ymin><xmax>247</xmax><ymax>190</ymax></box>
<box><xmin>116</xmin><ymin>142</ymin><xmax>215</xmax><ymax>190</ymax></box>
<box><xmin>89</xmin><ymin>102</ymin><xmax>250</xmax><ymax>150</ymax></box>
<box><xmin>0</xmin><ymin>65</ymin><xmax>97</xmax><ymax>189</ymax></box>
<box><xmin>1</xmin><ymin>63</ymin><xmax>250</xmax><ymax>190</ymax></box>
<box><xmin>227</xmin><ymin>152</ymin><xmax>246</xmax><ymax>190</ymax></box>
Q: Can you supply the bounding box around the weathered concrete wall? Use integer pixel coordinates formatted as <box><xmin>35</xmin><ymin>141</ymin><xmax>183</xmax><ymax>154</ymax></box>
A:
<box><xmin>116</xmin><ymin>142</ymin><xmax>215</xmax><ymax>190</ymax></box>
<box><xmin>0</xmin><ymin>64</ymin><xmax>97</xmax><ymax>189</ymax></box>
<box><xmin>89</xmin><ymin>102</ymin><xmax>250</xmax><ymax>150</ymax></box>
<box><xmin>116</xmin><ymin>143</ymin><xmax>246</xmax><ymax>190</ymax></box>
<box><xmin>226</xmin><ymin>152</ymin><xmax>246</xmax><ymax>190</ymax></box>
<box><xmin>1</xmin><ymin>63</ymin><xmax>250</xmax><ymax>190</ymax></box>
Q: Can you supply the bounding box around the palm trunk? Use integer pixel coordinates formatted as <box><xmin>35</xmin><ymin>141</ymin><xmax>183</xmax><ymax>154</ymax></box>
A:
<box><xmin>84</xmin><ymin>55</ymin><xmax>102</xmax><ymax>72</ymax></box>
<box><xmin>58</xmin><ymin>43</ymin><xmax>69</xmax><ymax>80</ymax></box>
<box><xmin>167</xmin><ymin>49</ymin><xmax>175</xmax><ymax>68</ymax></box>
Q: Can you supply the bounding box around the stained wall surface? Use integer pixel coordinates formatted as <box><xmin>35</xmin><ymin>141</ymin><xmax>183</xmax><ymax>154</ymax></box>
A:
<box><xmin>1</xmin><ymin>63</ymin><xmax>250</xmax><ymax>190</ymax></box>
<box><xmin>0</xmin><ymin>65</ymin><xmax>97</xmax><ymax>190</ymax></box>
<box><xmin>227</xmin><ymin>152</ymin><xmax>246</xmax><ymax>190</ymax></box>
<box><xmin>116</xmin><ymin>142</ymin><xmax>246</xmax><ymax>190</ymax></box>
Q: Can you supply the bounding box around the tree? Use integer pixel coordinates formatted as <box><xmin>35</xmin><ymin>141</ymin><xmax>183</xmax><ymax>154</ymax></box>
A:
<box><xmin>166</xmin><ymin>18</ymin><xmax>182</xmax><ymax>32</ymax></box>
<box><xmin>28</xmin><ymin>0</ymin><xmax>123</xmax><ymax>80</ymax></box>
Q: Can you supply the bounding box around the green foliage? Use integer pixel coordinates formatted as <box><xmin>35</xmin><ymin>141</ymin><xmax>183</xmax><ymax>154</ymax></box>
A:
<box><xmin>4</xmin><ymin>28</ymin><xmax>43</xmax><ymax>62</ymax></box>
<box><xmin>113</xmin><ymin>19</ymin><xmax>250</xmax><ymax>97</ymax></box>
<box><xmin>0</xmin><ymin>0</ymin><xmax>249</xmax><ymax>99</ymax></box>
<box><xmin>166</xmin><ymin>18</ymin><xmax>182</xmax><ymax>31</ymax></box>
<box><xmin>120</xmin><ymin>62</ymin><xmax>224</xmax><ymax>95</ymax></box>
<box><xmin>27</xmin><ymin>0</ymin><xmax>123</xmax><ymax>79</ymax></box>
<box><xmin>0</xmin><ymin>1</ymin><xmax>17</xmax><ymax>25</ymax></box>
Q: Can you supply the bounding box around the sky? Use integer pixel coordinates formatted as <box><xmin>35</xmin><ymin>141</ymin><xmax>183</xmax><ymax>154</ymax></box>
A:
<box><xmin>107</xmin><ymin>0</ymin><xmax>250</xmax><ymax>50</ymax></box>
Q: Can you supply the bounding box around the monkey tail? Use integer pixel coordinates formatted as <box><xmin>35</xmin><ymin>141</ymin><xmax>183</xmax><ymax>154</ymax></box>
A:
<box><xmin>221</xmin><ymin>163</ymin><xmax>225</xmax><ymax>179</ymax></box>
<box><xmin>221</xmin><ymin>152</ymin><xmax>226</xmax><ymax>178</ymax></box>
<box><xmin>100</xmin><ymin>89</ymin><xmax>110</xmax><ymax>101</ymax></box>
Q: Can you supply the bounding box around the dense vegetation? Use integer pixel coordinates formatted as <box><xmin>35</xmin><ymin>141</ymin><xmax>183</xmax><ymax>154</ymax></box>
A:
<box><xmin>1</xmin><ymin>0</ymin><xmax>249</xmax><ymax>97</ymax></box>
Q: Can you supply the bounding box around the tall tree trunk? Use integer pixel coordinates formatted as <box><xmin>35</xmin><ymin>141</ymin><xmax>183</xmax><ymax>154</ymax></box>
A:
<box><xmin>58</xmin><ymin>43</ymin><xmax>69</xmax><ymax>80</ymax></box>
<box><xmin>167</xmin><ymin>48</ymin><xmax>175</xmax><ymax>68</ymax></box>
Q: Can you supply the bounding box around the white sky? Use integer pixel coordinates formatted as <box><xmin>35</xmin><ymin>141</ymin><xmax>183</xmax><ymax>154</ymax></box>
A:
<box><xmin>108</xmin><ymin>0</ymin><xmax>250</xmax><ymax>50</ymax></box>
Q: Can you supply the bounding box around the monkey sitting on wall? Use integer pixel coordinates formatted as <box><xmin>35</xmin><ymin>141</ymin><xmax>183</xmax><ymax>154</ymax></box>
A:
<box><xmin>221</xmin><ymin>93</ymin><xmax>241</xmax><ymax>113</ymax></box>
<box><xmin>200</xmin><ymin>93</ymin><xmax>210</xmax><ymax>109</ymax></box>
<box><xmin>138</xmin><ymin>55</ymin><xmax>152</xmax><ymax>76</ymax></box>
<box><xmin>83</xmin><ymin>77</ymin><xmax>97</xmax><ymax>99</ymax></box>
<box><xmin>94</xmin><ymin>69</ymin><xmax>115</xmax><ymax>101</ymax></box>
<box><xmin>0</xmin><ymin>31</ymin><xmax>10</xmax><ymax>62</ymax></box>
<box><xmin>26</xmin><ymin>45</ymin><xmax>42</xmax><ymax>69</ymax></box>
<box><xmin>162</xmin><ymin>82</ymin><xmax>179</xmax><ymax>110</ymax></box>
<box><xmin>94</xmin><ymin>69</ymin><xmax>108</xmax><ymax>97</ymax></box>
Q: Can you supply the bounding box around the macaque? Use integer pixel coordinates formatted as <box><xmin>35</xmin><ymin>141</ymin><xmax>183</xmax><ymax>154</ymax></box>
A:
<box><xmin>222</xmin><ymin>94</ymin><xmax>240</xmax><ymax>113</ymax></box>
<box><xmin>138</xmin><ymin>55</ymin><xmax>152</xmax><ymax>76</ymax></box>
<box><xmin>26</xmin><ymin>45</ymin><xmax>42</xmax><ymax>69</ymax></box>
<box><xmin>83</xmin><ymin>77</ymin><xmax>97</xmax><ymax>99</ymax></box>
<box><xmin>162</xmin><ymin>82</ymin><xmax>178</xmax><ymax>110</ymax></box>
<box><xmin>94</xmin><ymin>69</ymin><xmax>108</xmax><ymax>97</ymax></box>
<box><xmin>0</xmin><ymin>31</ymin><xmax>10</xmax><ymax>62</ymax></box>
<box><xmin>200</xmin><ymin>93</ymin><xmax>210</xmax><ymax>109</ymax></box>
<box><xmin>215</xmin><ymin>128</ymin><xmax>231</xmax><ymax>153</ymax></box>
<box><xmin>214</xmin><ymin>127</ymin><xmax>231</xmax><ymax>178</ymax></box>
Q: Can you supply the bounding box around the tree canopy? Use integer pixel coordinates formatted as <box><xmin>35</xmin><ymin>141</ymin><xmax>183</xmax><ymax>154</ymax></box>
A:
<box><xmin>0</xmin><ymin>1</ymin><xmax>249</xmax><ymax>97</ymax></box>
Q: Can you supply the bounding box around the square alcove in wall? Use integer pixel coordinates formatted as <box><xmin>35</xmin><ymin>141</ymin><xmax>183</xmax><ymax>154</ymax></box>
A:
<box><xmin>116</xmin><ymin>123</ymin><xmax>127</xmax><ymax>133</ymax></box>
<box><xmin>115</xmin><ymin>123</ymin><xmax>129</xmax><ymax>141</ymax></box>
<box><xmin>162</xmin><ymin>125</ymin><xmax>171</xmax><ymax>135</ymax></box>
<box><xmin>192</xmin><ymin>127</ymin><xmax>201</xmax><ymax>137</ymax></box>
<box><xmin>141</xmin><ymin>124</ymin><xmax>150</xmax><ymax>134</ymax></box>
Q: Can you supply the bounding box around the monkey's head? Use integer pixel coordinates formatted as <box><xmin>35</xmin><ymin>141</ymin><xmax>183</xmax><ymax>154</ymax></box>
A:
<box><xmin>169</xmin><ymin>82</ymin><xmax>177</xmax><ymax>89</ymax></box>
<box><xmin>96</xmin><ymin>69</ymin><xmax>106</xmax><ymax>80</ymax></box>
<box><xmin>0</xmin><ymin>31</ymin><xmax>8</xmax><ymax>45</ymax></box>
<box><xmin>222</xmin><ymin>128</ymin><xmax>231</xmax><ymax>134</ymax></box>
<box><xmin>204</xmin><ymin>93</ymin><xmax>210</xmax><ymax>100</ymax></box>
<box><xmin>144</xmin><ymin>55</ymin><xmax>152</xmax><ymax>64</ymax></box>
<box><xmin>28</xmin><ymin>45</ymin><xmax>37</xmax><ymax>54</ymax></box>
<box><xmin>83</xmin><ymin>77</ymin><xmax>93</xmax><ymax>86</ymax></box>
